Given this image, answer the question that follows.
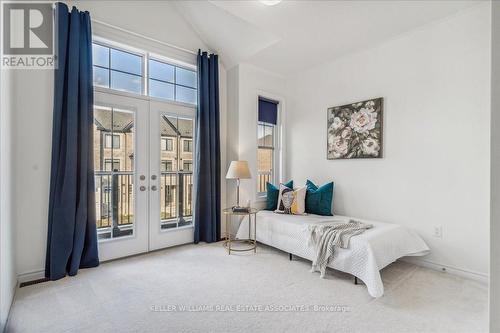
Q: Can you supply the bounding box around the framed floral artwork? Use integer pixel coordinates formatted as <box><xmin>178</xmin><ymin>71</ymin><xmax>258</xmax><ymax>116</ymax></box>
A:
<box><xmin>327</xmin><ymin>97</ymin><xmax>383</xmax><ymax>159</ymax></box>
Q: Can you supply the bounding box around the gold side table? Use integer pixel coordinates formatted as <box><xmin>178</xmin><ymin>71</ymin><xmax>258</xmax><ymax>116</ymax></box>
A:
<box><xmin>223</xmin><ymin>208</ymin><xmax>258</xmax><ymax>254</ymax></box>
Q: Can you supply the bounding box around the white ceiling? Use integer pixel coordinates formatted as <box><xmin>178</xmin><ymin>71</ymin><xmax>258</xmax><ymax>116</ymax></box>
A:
<box><xmin>173</xmin><ymin>0</ymin><xmax>483</xmax><ymax>76</ymax></box>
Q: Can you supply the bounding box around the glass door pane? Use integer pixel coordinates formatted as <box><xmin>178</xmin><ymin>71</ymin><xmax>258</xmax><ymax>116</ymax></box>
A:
<box><xmin>94</xmin><ymin>91</ymin><xmax>149</xmax><ymax>262</ymax></box>
<box><xmin>150</xmin><ymin>101</ymin><xmax>195</xmax><ymax>251</ymax></box>
<box><xmin>94</xmin><ymin>107</ymin><xmax>135</xmax><ymax>240</ymax></box>
<box><xmin>159</xmin><ymin>115</ymin><xmax>194</xmax><ymax>230</ymax></box>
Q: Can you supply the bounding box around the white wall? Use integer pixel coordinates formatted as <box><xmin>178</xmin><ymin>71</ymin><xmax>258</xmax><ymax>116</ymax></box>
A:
<box><xmin>12</xmin><ymin>68</ymin><xmax>52</xmax><ymax>280</ymax></box>
<box><xmin>225</xmin><ymin>66</ymin><xmax>239</xmax><ymax>235</ymax></box>
<box><xmin>0</xmin><ymin>68</ymin><xmax>17</xmax><ymax>330</ymax></box>
<box><xmin>491</xmin><ymin>1</ymin><xmax>500</xmax><ymax>330</ymax></box>
<box><xmin>13</xmin><ymin>1</ymin><xmax>227</xmax><ymax>279</ymax></box>
<box><xmin>69</xmin><ymin>1</ymin><xmax>205</xmax><ymax>54</ymax></box>
<box><xmin>285</xmin><ymin>4</ymin><xmax>491</xmax><ymax>278</ymax></box>
<box><xmin>226</xmin><ymin>63</ymin><xmax>287</xmax><ymax>210</ymax></box>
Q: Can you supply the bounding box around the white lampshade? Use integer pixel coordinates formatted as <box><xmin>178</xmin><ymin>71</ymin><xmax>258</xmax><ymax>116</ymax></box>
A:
<box><xmin>226</xmin><ymin>161</ymin><xmax>252</xmax><ymax>179</ymax></box>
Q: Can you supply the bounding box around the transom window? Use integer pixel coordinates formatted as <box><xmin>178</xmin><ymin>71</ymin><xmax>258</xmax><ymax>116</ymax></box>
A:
<box><xmin>93</xmin><ymin>44</ymin><xmax>143</xmax><ymax>94</ymax></box>
<box><xmin>92</xmin><ymin>42</ymin><xmax>197</xmax><ymax>105</ymax></box>
<box><xmin>149</xmin><ymin>59</ymin><xmax>197</xmax><ymax>104</ymax></box>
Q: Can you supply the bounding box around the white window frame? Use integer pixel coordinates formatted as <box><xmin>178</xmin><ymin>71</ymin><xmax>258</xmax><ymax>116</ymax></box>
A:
<box><xmin>92</xmin><ymin>32</ymin><xmax>198</xmax><ymax>251</ymax></box>
<box><xmin>256</xmin><ymin>93</ymin><xmax>284</xmax><ymax>201</ymax></box>
<box><xmin>257</xmin><ymin>122</ymin><xmax>275</xmax><ymax>194</ymax></box>
<box><xmin>92</xmin><ymin>36</ymin><xmax>198</xmax><ymax>107</ymax></box>
<box><xmin>92</xmin><ymin>40</ymin><xmax>146</xmax><ymax>95</ymax></box>
<box><xmin>148</xmin><ymin>56</ymin><xmax>198</xmax><ymax>104</ymax></box>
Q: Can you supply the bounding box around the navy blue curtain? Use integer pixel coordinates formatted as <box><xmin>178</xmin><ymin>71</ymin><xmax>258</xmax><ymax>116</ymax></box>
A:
<box><xmin>194</xmin><ymin>50</ymin><xmax>221</xmax><ymax>243</ymax></box>
<box><xmin>45</xmin><ymin>3</ymin><xmax>99</xmax><ymax>280</ymax></box>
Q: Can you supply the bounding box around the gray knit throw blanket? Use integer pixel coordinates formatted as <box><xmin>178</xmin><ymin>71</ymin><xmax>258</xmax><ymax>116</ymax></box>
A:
<box><xmin>307</xmin><ymin>220</ymin><xmax>373</xmax><ymax>278</ymax></box>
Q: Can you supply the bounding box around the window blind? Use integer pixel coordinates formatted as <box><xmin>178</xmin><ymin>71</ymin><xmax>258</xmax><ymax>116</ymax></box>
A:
<box><xmin>258</xmin><ymin>97</ymin><xmax>278</xmax><ymax>125</ymax></box>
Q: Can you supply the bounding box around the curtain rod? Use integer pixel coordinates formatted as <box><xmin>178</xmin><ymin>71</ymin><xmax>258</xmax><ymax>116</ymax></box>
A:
<box><xmin>91</xmin><ymin>19</ymin><xmax>199</xmax><ymax>56</ymax></box>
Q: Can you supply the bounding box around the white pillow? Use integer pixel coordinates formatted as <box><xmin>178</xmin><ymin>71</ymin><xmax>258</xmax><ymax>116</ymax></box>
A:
<box><xmin>275</xmin><ymin>184</ymin><xmax>307</xmax><ymax>215</ymax></box>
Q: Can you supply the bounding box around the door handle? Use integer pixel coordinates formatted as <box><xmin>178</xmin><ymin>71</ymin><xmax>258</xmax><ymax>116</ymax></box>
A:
<box><xmin>151</xmin><ymin>175</ymin><xmax>157</xmax><ymax>180</ymax></box>
<box><xmin>140</xmin><ymin>186</ymin><xmax>147</xmax><ymax>191</ymax></box>
<box><xmin>151</xmin><ymin>185</ymin><xmax>158</xmax><ymax>191</ymax></box>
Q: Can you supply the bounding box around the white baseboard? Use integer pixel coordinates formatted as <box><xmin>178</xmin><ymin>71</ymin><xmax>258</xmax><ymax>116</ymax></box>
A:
<box><xmin>401</xmin><ymin>257</ymin><xmax>489</xmax><ymax>285</ymax></box>
<box><xmin>17</xmin><ymin>269</ymin><xmax>45</xmax><ymax>284</ymax></box>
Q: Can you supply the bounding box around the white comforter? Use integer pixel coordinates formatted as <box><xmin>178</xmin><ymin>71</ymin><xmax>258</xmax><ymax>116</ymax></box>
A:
<box><xmin>235</xmin><ymin>211</ymin><xmax>429</xmax><ymax>297</ymax></box>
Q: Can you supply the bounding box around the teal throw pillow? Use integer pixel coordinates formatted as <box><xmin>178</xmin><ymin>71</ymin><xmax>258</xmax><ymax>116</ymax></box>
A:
<box><xmin>305</xmin><ymin>180</ymin><xmax>334</xmax><ymax>216</ymax></box>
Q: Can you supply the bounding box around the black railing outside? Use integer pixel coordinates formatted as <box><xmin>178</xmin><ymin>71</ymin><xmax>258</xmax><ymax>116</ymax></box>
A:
<box><xmin>258</xmin><ymin>172</ymin><xmax>272</xmax><ymax>193</ymax></box>
<box><xmin>95</xmin><ymin>172</ymin><xmax>134</xmax><ymax>239</ymax></box>
<box><xmin>95</xmin><ymin>171</ymin><xmax>193</xmax><ymax>237</ymax></box>
<box><xmin>160</xmin><ymin>171</ymin><xmax>193</xmax><ymax>229</ymax></box>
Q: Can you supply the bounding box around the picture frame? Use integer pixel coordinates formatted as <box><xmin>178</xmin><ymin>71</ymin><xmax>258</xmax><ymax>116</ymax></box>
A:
<box><xmin>327</xmin><ymin>97</ymin><xmax>383</xmax><ymax>159</ymax></box>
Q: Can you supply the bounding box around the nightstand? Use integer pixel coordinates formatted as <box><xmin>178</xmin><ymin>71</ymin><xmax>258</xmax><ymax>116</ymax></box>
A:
<box><xmin>222</xmin><ymin>208</ymin><xmax>258</xmax><ymax>254</ymax></box>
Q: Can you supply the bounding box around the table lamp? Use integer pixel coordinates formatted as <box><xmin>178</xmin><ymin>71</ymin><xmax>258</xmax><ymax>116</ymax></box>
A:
<box><xmin>226</xmin><ymin>160</ymin><xmax>252</xmax><ymax>210</ymax></box>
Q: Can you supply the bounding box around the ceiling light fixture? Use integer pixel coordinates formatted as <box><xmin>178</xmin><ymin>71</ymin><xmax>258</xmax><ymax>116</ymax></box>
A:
<box><xmin>260</xmin><ymin>0</ymin><xmax>282</xmax><ymax>6</ymax></box>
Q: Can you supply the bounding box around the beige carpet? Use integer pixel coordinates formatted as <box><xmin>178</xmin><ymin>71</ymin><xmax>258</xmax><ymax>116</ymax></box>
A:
<box><xmin>7</xmin><ymin>242</ymin><xmax>488</xmax><ymax>333</ymax></box>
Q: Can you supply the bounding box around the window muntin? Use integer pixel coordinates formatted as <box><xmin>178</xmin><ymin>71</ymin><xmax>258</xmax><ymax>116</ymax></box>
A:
<box><xmin>105</xmin><ymin>134</ymin><xmax>120</xmax><ymax>149</ymax></box>
<box><xmin>257</xmin><ymin>96</ymin><xmax>279</xmax><ymax>195</ymax></box>
<box><xmin>183</xmin><ymin>160</ymin><xmax>192</xmax><ymax>172</ymax></box>
<box><xmin>149</xmin><ymin>59</ymin><xmax>174</xmax><ymax>82</ymax></box>
<box><xmin>161</xmin><ymin>138</ymin><xmax>173</xmax><ymax>151</ymax></box>
<box><xmin>149</xmin><ymin>79</ymin><xmax>174</xmax><ymax>100</ymax></box>
<box><xmin>176</xmin><ymin>85</ymin><xmax>197</xmax><ymax>105</ymax></box>
<box><xmin>93</xmin><ymin>43</ymin><xmax>109</xmax><ymax>67</ymax></box>
<box><xmin>161</xmin><ymin>160</ymin><xmax>173</xmax><ymax>172</ymax></box>
<box><xmin>175</xmin><ymin>67</ymin><xmax>196</xmax><ymax>88</ymax></box>
<box><xmin>257</xmin><ymin>122</ymin><xmax>275</xmax><ymax>194</ymax></box>
<box><xmin>92</xmin><ymin>42</ymin><xmax>197</xmax><ymax>105</ymax></box>
<box><xmin>183</xmin><ymin>139</ymin><xmax>193</xmax><ymax>153</ymax></box>
<box><xmin>92</xmin><ymin>43</ymin><xmax>144</xmax><ymax>94</ymax></box>
<box><xmin>93</xmin><ymin>66</ymin><xmax>109</xmax><ymax>88</ymax></box>
<box><xmin>104</xmin><ymin>159</ymin><xmax>120</xmax><ymax>172</ymax></box>
<box><xmin>110</xmin><ymin>71</ymin><xmax>142</xmax><ymax>94</ymax></box>
<box><xmin>110</xmin><ymin>48</ymin><xmax>142</xmax><ymax>75</ymax></box>
<box><xmin>148</xmin><ymin>58</ymin><xmax>197</xmax><ymax>104</ymax></box>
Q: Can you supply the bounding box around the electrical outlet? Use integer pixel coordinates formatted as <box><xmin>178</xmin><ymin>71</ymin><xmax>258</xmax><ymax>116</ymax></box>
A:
<box><xmin>434</xmin><ymin>226</ymin><xmax>443</xmax><ymax>238</ymax></box>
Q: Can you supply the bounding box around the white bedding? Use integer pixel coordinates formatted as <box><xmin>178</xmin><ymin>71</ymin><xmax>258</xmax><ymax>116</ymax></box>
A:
<box><xmin>235</xmin><ymin>211</ymin><xmax>429</xmax><ymax>297</ymax></box>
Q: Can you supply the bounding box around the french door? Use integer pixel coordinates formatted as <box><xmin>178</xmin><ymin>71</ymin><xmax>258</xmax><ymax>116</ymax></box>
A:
<box><xmin>149</xmin><ymin>100</ymin><xmax>195</xmax><ymax>250</ymax></box>
<box><xmin>94</xmin><ymin>90</ymin><xmax>195</xmax><ymax>261</ymax></box>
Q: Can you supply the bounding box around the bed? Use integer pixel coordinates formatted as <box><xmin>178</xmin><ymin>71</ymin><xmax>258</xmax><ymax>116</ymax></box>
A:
<box><xmin>235</xmin><ymin>210</ymin><xmax>429</xmax><ymax>297</ymax></box>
